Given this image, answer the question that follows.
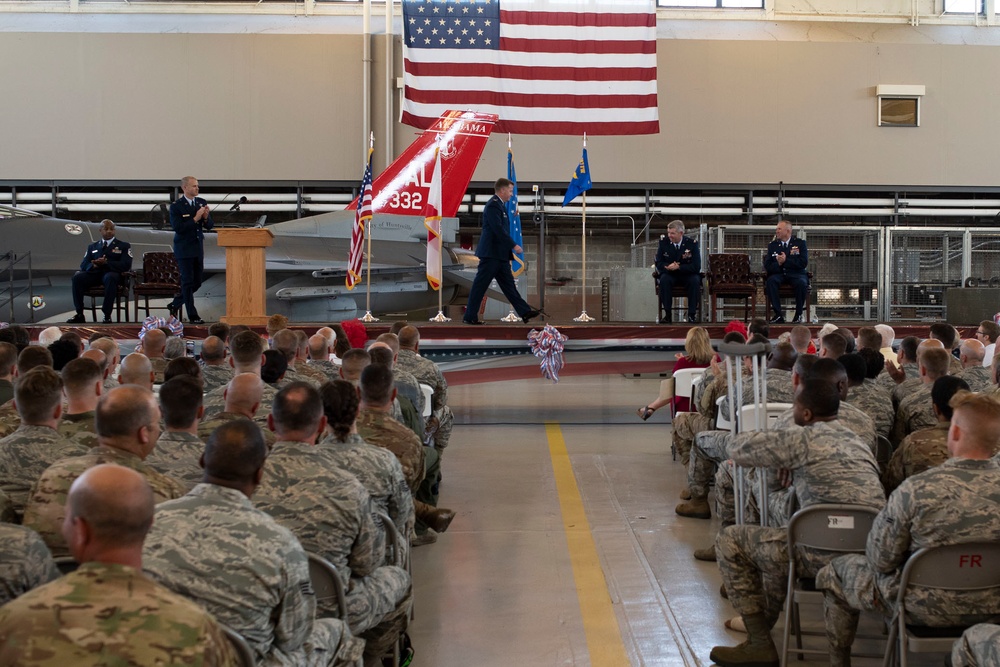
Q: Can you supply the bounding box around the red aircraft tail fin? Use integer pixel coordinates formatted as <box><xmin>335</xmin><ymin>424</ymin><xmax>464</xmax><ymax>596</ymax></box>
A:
<box><xmin>348</xmin><ymin>110</ymin><xmax>499</xmax><ymax>218</ymax></box>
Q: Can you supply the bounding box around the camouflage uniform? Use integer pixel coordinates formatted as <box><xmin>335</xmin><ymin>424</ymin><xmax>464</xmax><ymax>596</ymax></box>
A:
<box><xmin>254</xmin><ymin>441</ymin><xmax>411</xmax><ymax>657</ymax></box>
<box><xmin>717</xmin><ymin>367</ymin><xmax>795</xmax><ymax>423</ymax></box>
<box><xmin>357</xmin><ymin>409</ymin><xmax>444</xmax><ymax>530</ymax></box>
<box><xmin>882</xmin><ymin>421</ymin><xmax>949</xmax><ymax>495</ymax></box>
<box><xmin>202</xmin><ymin>380</ymin><xmax>277</xmax><ymax>427</ymax></box>
<box><xmin>318</xmin><ymin>432</ymin><xmax>415</xmax><ymax>545</ymax></box>
<box><xmin>0</xmin><ymin>561</ymin><xmax>236</xmax><ymax>667</ymax></box>
<box><xmin>200</xmin><ymin>363</ymin><xmax>234</xmax><ymax>393</ymax></box>
<box><xmin>0</xmin><ymin>425</ymin><xmax>88</xmax><ymax>521</ymax></box>
<box><xmin>846</xmin><ymin>379</ymin><xmax>894</xmax><ymax>440</ymax></box>
<box><xmin>23</xmin><ymin>446</ymin><xmax>186</xmax><ymax>557</ymax></box>
<box><xmin>308</xmin><ymin>359</ymin><xmax>340</xmax><ymax>381</ymax></box>
<box><xmin>878</xmin><ymin>362</ymin><xmax>919</xmax><ymax>393</ymax></box>
<box><xmin>0</xmin><ymin>400</ymin><xmax>20</xmax><ymax>439</ymax></box>
<box><xmin>949</xmin><ymin>353</ymin><xmax>964</xmax><ymax>376</ymax></box>
<box><xmin>817</xmin><ymin>458</ymin><xmax>1000</xmax><ymax>658</ymax></box>
<box><xmin>149</xmin><ymin>357</ymin><xmax>167</xmax><ymax>384</ymax></box>
<box><xmin>396</xmin><ymin>348</ymin><xmax>453</xmax><ymax>451</ymax></box>
<box><xmin>716</xmin><ymin>420</ymin><xmax>885</xmax><ymax>627</ymax></box>
<box><xmin>393</xmin><ymin>368</ymin><xmax>425</xmax><ymax>429</ymax></box>
<box><xmin>958</xmin><ymin>364</ymin><xmax>993</xmax><ymax>394</ymax></box>
<box><xmin>0</xmin><ymin>489</ymin><xmax>14</xmax><ymax>523</ymax></box>
<box><xmin>952</xmin><ymin>623</ymin><xmax>1000</xmax><ymax>667</ymax></box>
<box><xmin>292</xmin><ymin>361</ymin><xmax>329</xmax><ymax>387</ymax></box>
<box><xmin>891</xmin><ymin>382</ymin><xmax>936</xmax><ymax>446</ymax></box>
<box><xmin>199</xmin><ymin>412</ymin><xmax>277</xmax><ymax>449</ymax></box>
<box><xmin>0</xmin><ymin>523</ymin><xmax>59</xmax><ymax>605</ymax></box>
<box><xmin>672</xmin><ymin>368</ymin><xmax>727</xmax><ymax>467</ymax></box>
<box><xmin>144</xmin><ymin>483</ymin><xmax>361</xmax><ymax>667</ymax></box>
<box><xmin>0</xmin><ymin>379</ymin><xmax>12</xmax><ymax>407</ymax></box>
<box><xmin>146</xmin><ymin>430</ymin><xmax>206</xmax><ymax>491</ymax></box>
<box><xmin>58</xmin><ymin>411</ymin><xmax>98</xmax><ymax>449</ymax></box>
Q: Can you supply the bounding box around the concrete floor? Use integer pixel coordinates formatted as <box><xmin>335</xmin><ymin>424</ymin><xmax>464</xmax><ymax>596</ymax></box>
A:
<box><xmin>408</xmin><ymin>372</ymin><xmax>942</xmax><ymax>667</ymax></box>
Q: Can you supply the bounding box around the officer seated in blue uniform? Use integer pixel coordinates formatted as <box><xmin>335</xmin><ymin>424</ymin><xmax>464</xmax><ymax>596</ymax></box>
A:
<box><xmin>763</xmin><ymin>219</ymin><xmax>809</xmax><ymax>324</ymax></box>
<box><xmin>655</xmin><ymin>220</ymin><xmax>701</xmax><ymax>323</ymax></box>
<box><xmin>67</xmin><ymin>219</ymin><xmax>132</xmax><ymax>324</ymax></box>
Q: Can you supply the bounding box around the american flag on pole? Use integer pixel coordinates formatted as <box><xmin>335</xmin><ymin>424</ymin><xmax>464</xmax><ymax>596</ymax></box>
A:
<box><xmin>424</xmin><ymin>146</ymin><xmax>444</xmax><ymax>291</ymax></box>
<box><xmin>346</xmin><ymin>147</ymin><xmax>374</xmax><ymax>290</ymax></box>
<box><xmin>401</xmin><ymin>0</ymin><xmax>658</xmax><ymax>136</ymax></box>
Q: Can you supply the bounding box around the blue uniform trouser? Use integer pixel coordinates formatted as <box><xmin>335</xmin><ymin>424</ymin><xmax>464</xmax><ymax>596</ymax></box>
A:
<box><xmin>765</xmin><ymin>273</ymin><xmax>808</xmax><ymax>317</ymax></box>
<box><xmin>464</xmin><ymin>257</ymin><xmax>530</xmax><ymax>322</ymax></box>
<box><xmin>169</xmin><ymin>255</ymin><xmax>204</xmax><ymax>319</ymax></box>
<box><xmin>658</xmin><ymin>271</ymin><xmax>700</xmax><ymax>321</ymax></box>
<box><xmin>71</xmin><ymin>270</ymin><xmax>121</xmax><ymax>317</ymax></box>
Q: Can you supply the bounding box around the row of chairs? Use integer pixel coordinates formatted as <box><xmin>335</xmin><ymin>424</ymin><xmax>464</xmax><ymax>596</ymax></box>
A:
<box><xmin>653</xmin><ymin>253</ymin><xmax>812</xmax><ymax>323</ymax></box>
<box><xmin>781</xmin><ymin>504</ymin><xmax>1000</xmax><ymax>667</ymax></box>
<box><xmin>84</xmin><ymin>252</ymin><xmax>183</xmax><ymax>323</ymax></box>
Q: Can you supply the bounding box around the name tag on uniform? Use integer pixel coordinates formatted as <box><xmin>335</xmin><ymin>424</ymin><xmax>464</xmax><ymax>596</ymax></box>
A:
<box><xmin>182</xmin><ymin>214</ymin><xmax>191</xmax><ymax>218</ymax></box>
<box><xmin>91</xmin><ymin>249</ymin><xmax>101</xmax><ymax>254</ymax></box>
<box><xmin>111</xmin><ymin>247</ymin><xmax>121</xmax><ymax>254</ymax></box>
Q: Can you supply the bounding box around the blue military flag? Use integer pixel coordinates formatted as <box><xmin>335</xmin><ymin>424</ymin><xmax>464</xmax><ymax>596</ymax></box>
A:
<box><xmin>507</xmin><ymin>147</ymin><xmax>526</xmax><ymax>277</ymax></box>
<box><xmin>561</xmin><ymin>148</ymin><xmax>592</xmax><ymax>206</ymax></box>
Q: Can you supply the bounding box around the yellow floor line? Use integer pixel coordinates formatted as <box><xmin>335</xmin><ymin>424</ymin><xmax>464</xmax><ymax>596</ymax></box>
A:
<box><xmin>545</xmin><ymin>423</ymin><xmax>630</xmax><ymax>666</ymax></box>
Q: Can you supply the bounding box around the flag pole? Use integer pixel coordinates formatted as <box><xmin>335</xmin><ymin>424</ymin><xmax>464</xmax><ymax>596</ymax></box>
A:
<box><xmin>430</xmin><ymin>138</ymin><xmax>450</xmax><ymax>322</ymax></box>
<box><xmin>360</xmin><ymin>132</ymin><xmax>379</xmax><ymax>322</ymax></box>
<box><xmin>502</xmin><ymin>133</ymin><xmax>521</xmax><ymax>323</ymax></box>
<box><xmin>573</xmin><ymin>133</ymin><xmax>595</xmax><ymax>322</ymax></box>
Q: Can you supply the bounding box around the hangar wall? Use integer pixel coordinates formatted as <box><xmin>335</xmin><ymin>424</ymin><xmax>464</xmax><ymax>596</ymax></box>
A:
<box><xmin>2</xmin><ymin>23</ymin><xmax>999</xmax><ymax>186</ymax></box>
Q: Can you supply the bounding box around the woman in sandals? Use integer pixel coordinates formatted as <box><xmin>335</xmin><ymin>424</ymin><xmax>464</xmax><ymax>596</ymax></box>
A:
<box><xmin>637</xmin><ymin>326</ymin><xmax>715</xmax><ymax>420</ymax></box>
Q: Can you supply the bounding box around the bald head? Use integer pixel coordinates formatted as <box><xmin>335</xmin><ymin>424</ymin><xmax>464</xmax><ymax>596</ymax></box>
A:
<box><xmin>308</xmin><ymin>334</ymin><xmax>330</xmax><ymax>361</ymax></box>
<box><xmin>142</xmin><ymin>328</ymin><xmax>166</xmax><ymax>359</ymax></box>
<box><xmin>96</xmin><ymin>385</ymin><xmax>160</xmax><ymax>457</ymax></box>
<box><xmin>959</xmin><ymin>339</ymin><xmax>986</xmax><ymax>367</ymax></box>
<box><xmin>201</xmin><ymin>336</ymin><xmax>227</xmax><ymax>365</ymax></box>
<box><xmin>118</xmin><ymin>353</ymin><xmax>154</xmax><ymax>390</ymax></box>
<box><xmin>81</xmin><ymin>348</ymin><xmax>108</xmax><ymax>374</ymax></box>
<box><xmin>398</xmin><ymin>325</ymin><xmax>420</xmax><ymax>350</ymax></box>
<box><xmin>64</xmin><ymin>464</ymin><xmax>154</xmax><ymax>560</ymax></box>
<box><xmin>224</xmin><ymin>373</ymin><xmax>264</xmax><ymax>417</ymax></box>
<box><xmin>316</xmin><ymin>327</ymin><xmax>335</xmax><ymax>345</ymax></box>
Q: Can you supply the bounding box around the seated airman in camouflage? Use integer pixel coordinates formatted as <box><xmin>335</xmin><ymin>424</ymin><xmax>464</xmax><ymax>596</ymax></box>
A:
<box><xmin>840</xmin><ymin>353</ymin><xmax>893</xmax><ymax>441</ymax></box>
<box><xmin>395</xmin><ymin>325</ymin><xmax>453</xmax><ymax>453</ymax></box>
<box><xmin>357</xmin><ymin>363</ymin><xmax>455</xmax><ymax>546</ymax></box>
<box><xmin>890</xmin><ymin>345</ymin><xmax>951</xmax><ymax>446</ymax></box>
<box><xmin>23</xmin><ymin>385</ymin><xmax>185</xmax><ymax>557</ymax></box>
<box><xmin>319</xmin><ymin>379</ymin><xmax>415</xmax><ymax>556</ymax></box>
<box><xmin>0</xmin><ymin>489</ymin><xmax>14</xmax><ymax>523</ymax></box>
<box><xmin>116</xmin><ymin>352</ymin><xmax>154</xmax><ymax>391</ymax></box>
<box><xmin>883</xmin><ymin>376</ymin><xmax>969</xmax><ymax>495</ymax></box>
<box><xmin>877</xmin><ymin>335</ymin><xmax>920</xmax><ymax>394</ymax></box>
<box><xmin>952</xmin><ymin>623</ymin><xmax>1000</xmax><ymax>667</ymax></box>
<box><xmin>198</xmin><ymin>336</ymin><xmax>234</xmax><ymax>393</ymax></box>
<box><xmin>819</xmin><ymin>331</ymin><xmax>848</xmax><ymax>360</ymax></box>
<box><xmin>270</xmin><ymin>329</ymin><xmax>322</xmax><ymax>388</ymax></box>
<box><xmin>143</xmin><ymin>419</ymin><xmax>361</xmax><ymax>667</ymax></box>
<box><xmin>0</xmin><ymin>465</ymin><xmax>236</xmax><ymax>666</ymax></box>
<box><xmin>202</xmin><ymin>330</ymin><xmax>277</xmax><ymax>427</ymax></box>
<box><xmin>198</xmin><ymin>372</ymin><xmax>277</xmax><ymax>448</ymax></box>
<box><xmin>929</xmin><ymin>321</ymin><xmax>964</xmax><ymax>375</ymax></box>
<box><xmin>0</xmin><ymin>367</ymin><xmax>87</xmax><ymax>521</ymax></box>
<box><xmin>58</xmin><ymin>357</ymin><xmax>103</xmax><ymax>448</ymax></box>
<box><xmin>0</xmin><ymin>346</ymin><xmax>57</xmax><ymax>439</ymax></box>
<box><xmin>254</xmin><ymin>382</ymin><xmax>411</xmax><ymax>665</ymax></box>
<box><xmin>374</xmin><ymin>332</ymin><xmax>426</xmax><ymax>423</ymax></box>
<box><xmin>369</xmin><ymin>344</ymin><xmax>423</xmax><ymax>439</ymax></box>
<box><xmin>293</xmin><ymin>330</ymin><xmax>330</xmax><ymax>386</ymax></box>
<box><xmin>709</xmin><ymin>380</ymin><xmax>885</xmax><ymax>667</ymax></box>
<box><xmin>337</xmin><ymin>348</ymin><xmax>370</xmax><ymax>386</ymax></box>
<box><xmin>307</xmin><ymin>333</ymin><xmax>340</xmax><ymax>380</ymax></box>
<box><xmin>145</xmin><ymin>376</ymin><xmax>206</xmax><ymax>491</ymax></box>
<box><xmin>138</xmin><ymin>328</ymin><xmax>168</xmax><ymax>384</ymax></box>
<box><xmin>956</xmin><ymin>338</ymin><xmax>992</xmax><ymax>393</ymax></box>
<box><xmin>0</xmin><ymin>523</ymin><xmax>59</xmax><ymax>605</ymax></box>
<box><xmin>818</xmin><ymin>391</ymin><xmax>1000</xmax><ymax>667</ymax></box>
<box><xmin>88</xmin><ymin>336</ymin><xmax>121</xmax><ymax>392</ymax></box>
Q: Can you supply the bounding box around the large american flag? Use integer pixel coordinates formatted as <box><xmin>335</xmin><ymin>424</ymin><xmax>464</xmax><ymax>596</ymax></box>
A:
<box><xmin>401</xmin><ymin>0</ymin><xmax>659</xmax><ymax>136</ymax></box>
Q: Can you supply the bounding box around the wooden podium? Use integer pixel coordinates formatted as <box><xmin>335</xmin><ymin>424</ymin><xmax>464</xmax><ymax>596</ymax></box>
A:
<box><xmin>215</xmin><ymin>228</ymin><xmax>274</xmax><ymax>326</ymax></box>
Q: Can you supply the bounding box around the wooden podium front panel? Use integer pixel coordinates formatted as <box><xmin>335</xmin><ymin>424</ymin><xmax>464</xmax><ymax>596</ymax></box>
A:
<box><xmin>216</xmin><ymin>229</ymin><xmax>273</xmax><ymax>326</ymax></box>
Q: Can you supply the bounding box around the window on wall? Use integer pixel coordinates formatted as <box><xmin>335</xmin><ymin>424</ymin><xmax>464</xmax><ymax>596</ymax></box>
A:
<box><xmin>944</xmin><ymin>0</ymin><xmax>983</xmax><ymax>12</ymax></box>
<box><xmin>658</xmin><ymin>0</ymin><xmax>763</xmax><ymax>7</ymax></box>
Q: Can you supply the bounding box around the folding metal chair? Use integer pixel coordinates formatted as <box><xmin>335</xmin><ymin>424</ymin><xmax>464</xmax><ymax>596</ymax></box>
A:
<box><xmin>875</xmin><ymin>434</ymin><xmax>893</xmax><ymax>473</ymax></box>
<box><xmin>377</xmin><ymin>511</ymin><xmax>411</xmax><ymax>667</ymax></box>
<box><xmin>884</xmin><ymin>542</ymin><xmax>1000</xmax><ymax>667</ymax></box>
<box><xmin>306</xmin><ymin>552</ymin><xmax>349</xmax><ymax>620</ymax></box>
<box><xmin>418</xmin><ymin>383</ymin><xmax>433</xmax><ymax>419</ymax></box>
<box><xmin>219</xmin><ymin>624</ymin><xmax>257</xmax><ymax>667</ymax></box>
<box><xmin>779</xmin><ymin>504</ymin><xmax>880</xmax><ymax>667</ymax></box>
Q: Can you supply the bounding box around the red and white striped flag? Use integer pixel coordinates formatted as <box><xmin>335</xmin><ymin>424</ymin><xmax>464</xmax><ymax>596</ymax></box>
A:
<box><xmin>347</xmin><ymin>147</ymin><xmax>374</xmax><ymax>291</ymax></box>
<box><xmin>424</xmin><ymin>146</ymin><xmax>443</xmax><ymax>291</ymax></box>
<box><xmin>401</xmin><ymin>0</ymin><xmax>658</xmax><ymax>136</ymax></box>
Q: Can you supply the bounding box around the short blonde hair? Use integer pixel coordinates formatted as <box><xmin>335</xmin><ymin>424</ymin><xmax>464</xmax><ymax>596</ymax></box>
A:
<box><xmin>950</xmin><ymin>390</ymin><xmax>1000</xmax><ymax>455</ymax></box>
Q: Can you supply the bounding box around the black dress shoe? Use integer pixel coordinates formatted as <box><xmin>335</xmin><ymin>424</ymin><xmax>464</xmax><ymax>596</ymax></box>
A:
<box><xmin>66</xmin><ymin>313</ymin><xmax>85</xmax><ymax>324</ymax></box>
<box><xmin>102</xmin><ymin>315</ymin><xmax>112</xmax><ymax>324</ymax></box>
<box><xmin>791</xmin><ymin>313</ymin><xmax>804</xmax><ymax>324</ymax></box>
<box><xmin>462</xmin><ymin>319</ymin><xmax>485</xmax><ymax>325</ymax></box>
<box><xmin>685</xmin><ymin>315</ymin><xmax>699</xmax><ymax>324</ymax></box>
<box><xmin>521</xmin><ymin>307</ymin><xmax>543</xmax><ymax>324</ymax></box>
<box><xmin>167</xmin><ymin>304</ymin><xmax>179</xmax><ymax>318</ymax></box>
<box><xmin>189</xmin><ymin>318</ymin><xmax>206</xmax><ymax>325</ymax></box>
<box><xmin>768</xmin><ymin>314</ymin><xmax>786</xmax><ymax>324</ymax></box>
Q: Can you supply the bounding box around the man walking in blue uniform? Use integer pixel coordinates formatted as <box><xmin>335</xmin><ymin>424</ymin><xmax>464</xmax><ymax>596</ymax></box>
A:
<box><xmin>655</xmin><ymin>220</ymin><xmax>701</xmax><ymax>323</ymax></box>
<box><xmin>168</xmin><ymin>176</ymin><xmax>213</xmax><ymax>324</ymax></box>
<box><xmin>764</xmin><ymin>219</ymin><xmax>809</xmax><ymax>324</ymax></box>
<box><xmin>463</xmin><ymin>178</ymin><xmax>541</xmax><ymax>325</ymax></box>
<box><xmin>67</xmin><ymin>219</ymin><xmax>132</xmax><ymax>324</ymax></box>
